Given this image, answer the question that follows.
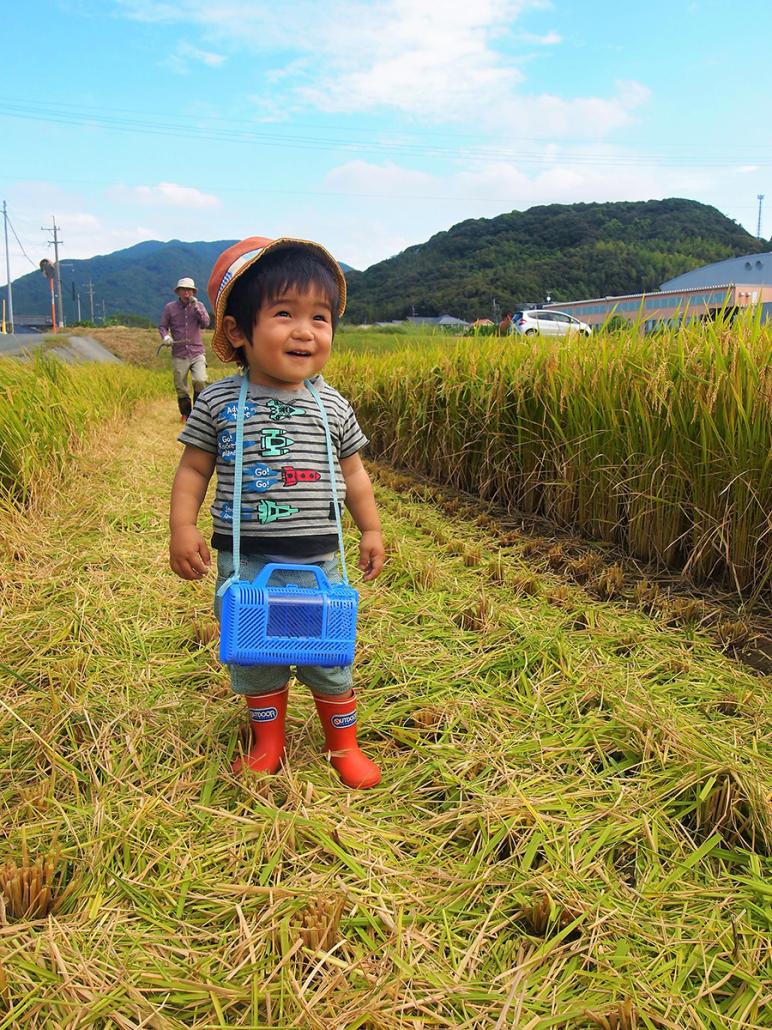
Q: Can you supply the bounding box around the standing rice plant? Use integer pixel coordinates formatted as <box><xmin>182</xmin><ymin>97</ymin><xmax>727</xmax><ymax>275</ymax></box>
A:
<box><xmin>0</xmin><ymin>353</ymin><xmax>165</xmax><ymax>508</ymax></box>
<box><xmin>332</xmin><ymin>314</ymin><xmax>772</xmax><ymax>599</ymax></box>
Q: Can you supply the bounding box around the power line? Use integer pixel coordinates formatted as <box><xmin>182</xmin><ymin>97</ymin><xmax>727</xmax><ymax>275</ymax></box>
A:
<box><xmin>0</xmin><ymin>170</ymin><xmax>770</xmax><ymax>213</ymax></box>
<box><xmin>4</xmin><ymin>94</ymin><xmax>772</xmax><ymax>155</ymax></box>
<box><xmin>5</xmin><ymin>210</ymin><xmax>37</xmax><ymax>267</ymax></box>
<box><xmin>1</xmin><ymin>96</ymin><xmax>771</xmax><ymax>170</ymax></box>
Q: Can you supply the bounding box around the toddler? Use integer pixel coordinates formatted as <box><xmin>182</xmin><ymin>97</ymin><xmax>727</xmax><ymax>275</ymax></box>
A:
<box><xmin>169</xmin><ymin>236</ymin><xmax>385</xmax><ymax>788</ymax></box>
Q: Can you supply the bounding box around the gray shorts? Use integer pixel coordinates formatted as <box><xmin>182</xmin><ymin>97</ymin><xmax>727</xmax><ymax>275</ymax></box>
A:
<box><xmin>214</xmin><ymin>551</ymin><xmax>354</xmax><ymax>698</ymax></box>
<box><xmin>172</xmin><ymin>355</ymin><xmax>207</xmax><ymax>397</ymax></box>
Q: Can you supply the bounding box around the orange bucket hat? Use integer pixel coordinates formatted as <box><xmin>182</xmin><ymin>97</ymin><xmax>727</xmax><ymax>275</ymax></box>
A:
<box><xmin>207</xmin><ymin>235</ymin><xmax>348</xmax><ymax>362</ymax></box>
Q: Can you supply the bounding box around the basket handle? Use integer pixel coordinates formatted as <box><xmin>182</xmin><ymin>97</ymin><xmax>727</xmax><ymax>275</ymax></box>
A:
<box><xmin>253</xmin><ymin>562</ymin><xmax>330</xmax><ymax>590</ymax></box>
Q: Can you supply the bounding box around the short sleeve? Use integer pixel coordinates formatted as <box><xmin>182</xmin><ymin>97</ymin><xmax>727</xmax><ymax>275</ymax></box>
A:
<box><xmin>338</xmin><ymin>401</ymin><xmax>368</xmax><ymax>458</ymax></box>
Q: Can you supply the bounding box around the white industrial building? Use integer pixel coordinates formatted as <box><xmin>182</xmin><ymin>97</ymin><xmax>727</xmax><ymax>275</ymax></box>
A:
<box><xmin>543</xmin><ymin>251</ymin><xmax>772</xmax><ymax>330</ymax></box>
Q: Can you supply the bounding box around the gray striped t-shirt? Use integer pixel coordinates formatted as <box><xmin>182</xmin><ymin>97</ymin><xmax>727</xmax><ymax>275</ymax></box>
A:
<box><xmin>178</xmin><ymin>373</ymin><xmax>367</xmax><ymax>558</ymax></box>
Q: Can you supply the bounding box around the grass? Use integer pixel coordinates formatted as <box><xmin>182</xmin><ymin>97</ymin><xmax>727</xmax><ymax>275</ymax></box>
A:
<box><xmin>330</xmin><ymin>314</ymin><xmax>772</xmax><ymax>601</ymax></box>
<box><xmin>0</xmin><ymin>370</ymin><xmax>770</xmax><ymax>1027</ymax></box>
<box><xmin>0</xmin><ymin>354</ymin><xmax>165</xmax><ymax>506</ymax></box>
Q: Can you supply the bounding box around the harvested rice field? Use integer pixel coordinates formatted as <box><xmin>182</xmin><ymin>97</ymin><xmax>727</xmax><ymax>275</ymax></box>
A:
<box><xmin>0</xmin><ymin>346</ymin><xmax>771</xmax><ymax>1029</ymax></box>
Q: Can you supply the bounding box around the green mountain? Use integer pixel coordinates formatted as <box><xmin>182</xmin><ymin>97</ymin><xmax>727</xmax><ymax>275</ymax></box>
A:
<box><xmin>343</xmin><ymin>198</ymin><xmax>768</xmax><ymax>323</ymax></box>
<box><xmin>10</xmin><ymin>239</ymin><xmax>238</xmax><ymax>325</ymax></box>
<box><xmin>8</xmin><ymin>200</ymin><xmax>765</xmax><ymax>327</ymax></box>
<box><xmin>9</xmin><ymin>238</ymin><xmax>355</xmax><ymax>326</ymax></box>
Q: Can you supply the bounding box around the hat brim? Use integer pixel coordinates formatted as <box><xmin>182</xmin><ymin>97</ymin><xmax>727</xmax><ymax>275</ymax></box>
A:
<box><xmin>210</xmin><ymin>237</ymin><xmax>347</xmax><ymax>363</ymax></box>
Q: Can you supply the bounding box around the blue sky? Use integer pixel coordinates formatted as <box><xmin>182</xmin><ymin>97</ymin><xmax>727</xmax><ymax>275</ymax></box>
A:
<box><xmin>1</xmin><ymin>0</ymin><xmax>771</xmax><ymax>280</ymax></box>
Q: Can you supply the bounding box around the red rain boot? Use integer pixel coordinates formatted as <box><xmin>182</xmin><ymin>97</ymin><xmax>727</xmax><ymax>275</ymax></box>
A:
<box><xmin>232</xmin><ymin>686</ymin><xmax>288</xmax><ymax>775</ymax></box>
<box><xmin>313</xmin><ymin>692</ymin><xmax>381</xmax><ymax>789</ymax></box>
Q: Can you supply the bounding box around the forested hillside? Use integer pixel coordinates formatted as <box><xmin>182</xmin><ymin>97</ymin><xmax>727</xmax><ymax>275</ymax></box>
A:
<box><xmin>344</xmin><ymin>198</ymin><xmax>767</xmax><ymax>322</ymax></box>
<box><xmin>9</xmin><ymin>199</ymin><xmax>767</xmax><ymax>326</ymax></box>
<box><xmin>11</xmin><ymin>239</ymin><xmax>238</xmax><ymax>325</ymax></box>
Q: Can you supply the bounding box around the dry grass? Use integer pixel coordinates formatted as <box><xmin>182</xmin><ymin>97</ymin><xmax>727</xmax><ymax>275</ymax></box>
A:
<box><xmin>69</xmin><ymin>326</ymin><xmax>232</xmax><ymax>377</ymax></box>
<box><xmin>0</xmin><ymin>349</ymin><xmax>770</xmax><ymax>1027</ymax></box>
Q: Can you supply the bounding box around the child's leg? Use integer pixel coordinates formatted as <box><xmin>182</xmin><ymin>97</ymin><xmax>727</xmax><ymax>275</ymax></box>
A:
<box><xmin>227</xmin><ymin>653</ymin><xmax>291</xmax><ymax>775</ymax></box>
<box><xmin>295</xmin><ymin>558</ymin><xmax>380</xmax><ymax>789</ymax></box>
<box><xmin>307</xmin><ymin>688</ymin><xmax>381</xmax><ymax>789</ymax></box>
<box><xmin>232</xmin><ymin>684</ymin><xmax>289</xmax><ymax>775</ymax></box>
<box><xmin>298</xmin><ymin>659</ymin><xmax>378</xmax><ymax>786</ymax></box>
<box><xmin>215</xmin><ymin>550</ymin><xmax>291</xmax><ymax>775</ymax></box>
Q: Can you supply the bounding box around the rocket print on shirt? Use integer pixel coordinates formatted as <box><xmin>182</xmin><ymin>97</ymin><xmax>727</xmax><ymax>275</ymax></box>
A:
<box><xmin>231</xmin><ymin>394</ymin><xmax>328</xmax><ymax>525</ymax></box>
<box><xmin>243</xmin><ymin>462</ymin><xmax>321</xmax><ymax>493</ymax></box>
<box><xmin>261</xmin><ymin>428</ymin><xmax>294</xmax><ymax>457</ymax></box>
<box><xmin>266</xmin><ymin>398</ymin><xmax>306</xmax><ymax>421</ymax></box>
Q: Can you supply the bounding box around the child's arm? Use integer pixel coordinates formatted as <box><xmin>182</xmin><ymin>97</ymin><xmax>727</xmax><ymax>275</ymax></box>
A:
<box><xmin>340</xmin><ymin>452</ymin><xmax>385</xmax><ymax>582</ymax></box>
<box><xmin>169</xmin><ymin>445</ymin><xmax>216</xmax><ymax>580</ymax></box>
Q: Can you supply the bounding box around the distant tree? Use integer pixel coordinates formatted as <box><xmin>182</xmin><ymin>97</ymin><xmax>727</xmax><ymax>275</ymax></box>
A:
<box><xmin>344</xmin><ymin>199</ymin><xmax>764</xmax><ymax>323</ymax></box>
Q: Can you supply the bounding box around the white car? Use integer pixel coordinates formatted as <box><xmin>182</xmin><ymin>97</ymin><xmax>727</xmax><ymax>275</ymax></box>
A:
<box><xmin>510</xmin><ymin>309</ymin><xmax>592</xmax><ymax>337</ymax></box>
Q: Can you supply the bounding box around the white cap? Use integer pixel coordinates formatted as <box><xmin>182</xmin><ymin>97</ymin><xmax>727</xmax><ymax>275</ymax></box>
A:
<box><xmin>175</xmin><ymin>277</ymin><xmax>196</xmax><ymax>292</ymax></box>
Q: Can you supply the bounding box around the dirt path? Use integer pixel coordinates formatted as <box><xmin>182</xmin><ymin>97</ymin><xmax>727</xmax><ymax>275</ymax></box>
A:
<box><xmin>0</xmin><ymin>333</ymin><xmax>122</xmax><ymax>363</ymax></box>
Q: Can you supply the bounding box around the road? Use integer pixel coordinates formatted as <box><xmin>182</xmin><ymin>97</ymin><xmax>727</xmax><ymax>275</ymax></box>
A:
<box><xmin>0</xmin><ymin>333</ymin><xmax>122</xmax><ymax>364</ymax></box>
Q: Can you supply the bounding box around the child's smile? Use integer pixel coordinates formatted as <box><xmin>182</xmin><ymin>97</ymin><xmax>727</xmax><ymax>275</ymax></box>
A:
<box><xmin>242</xmin><ymin>286</ymin><xmax>334</xmax><ymax>389</ymax></box>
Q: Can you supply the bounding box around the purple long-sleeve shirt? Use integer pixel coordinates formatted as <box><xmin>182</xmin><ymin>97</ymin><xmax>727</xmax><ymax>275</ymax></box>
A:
<box><xmin>158</xmin><ymin>298</ymin><xmax>210</xmax><ymax>358</ymax></box>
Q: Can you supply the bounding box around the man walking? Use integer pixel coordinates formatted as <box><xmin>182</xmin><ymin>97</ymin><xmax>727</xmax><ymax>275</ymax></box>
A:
<box><xmin>159</xmin><ymin>277</ymin><xmax>210</xmax><ymax>421</ymax></box>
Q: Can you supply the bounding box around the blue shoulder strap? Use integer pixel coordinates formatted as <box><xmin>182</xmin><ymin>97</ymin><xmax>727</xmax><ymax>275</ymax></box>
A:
<box><xmin>216</xmin><ymin>372</ymin><xmax>249</xmax><ymax>598</ymax></box>
<box><xmin>305</xmin><ymin>377</ymin><xmax>349</xmax><ymax>585</ymax></box>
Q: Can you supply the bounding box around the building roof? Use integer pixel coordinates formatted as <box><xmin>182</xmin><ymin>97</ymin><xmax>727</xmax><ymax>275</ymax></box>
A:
<box><xmin>544</xmin><ymin>283</ymin><xmax>737</xmax><ymax>310</ymax></box>
<box><xmin>660</xmin><ymin>252</ymin><xmax>772</xmax><ymax>291</ymax></box>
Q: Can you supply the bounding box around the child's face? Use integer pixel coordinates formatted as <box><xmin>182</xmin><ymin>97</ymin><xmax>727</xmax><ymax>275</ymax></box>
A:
<box><xmin>228</xmin><ymin>285</ymin><xmax>334</xmax><ymax>389</ymax></box>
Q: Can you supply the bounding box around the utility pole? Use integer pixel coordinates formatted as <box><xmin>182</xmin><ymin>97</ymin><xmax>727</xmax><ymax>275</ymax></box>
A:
<box><xmin>85</xmin><ymin>280</ymin><xmax>95</xmax><ymax>323</ymax></box>
<box><xmin>70</xmin><ymin>279</ymin><xmax>81</xmax><ymax>323</ymax></box>
<box><xmin>2</xmin><ymin>201</ymin><xmax>14</xmax><ymax>334</ymax></box>
<box><xmin>102</xmin><ymin>299</ymin><xmax>106</xmax><ymax>322</ymax></box>
<box><xmin>756</xmin><ymin>195</ymin><xmax>765</xmax><ymax>239</ymax></box>
<box><xmin>41</xmin><ymin>215</ymin><xmax>64</xmax><ymax>328</ymax></box>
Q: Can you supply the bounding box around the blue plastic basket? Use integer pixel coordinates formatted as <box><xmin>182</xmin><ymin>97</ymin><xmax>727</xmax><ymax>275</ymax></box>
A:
<box><xmin>219</xmin><ymin>563</ymin><xmax>358</xmax><ymax>667</ymax></box>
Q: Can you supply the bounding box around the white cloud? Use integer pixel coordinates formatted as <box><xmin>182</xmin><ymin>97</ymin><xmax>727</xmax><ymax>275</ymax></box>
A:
<box><xmin>519</xmin><ymin>30</ymin><xmax>562</xmax><ymax>44</ymax></box>
<box><xmin>313</xmin><ymin>154</ymin><xmax>739</xmax><ymax>267</ymax></box>
<box><xmin>325</xmin><ymin>160</ymin><xmax>439</xmax><ymax>197</ymax></box>
<box><xmin>112</xmin><ymin>182</ymin><xmax>222</xmax><ymax>209</ymax></box>
<box><xmin>113</xmin><ymin>0</ymin><xmax>647</xmax><ymax>137</ymax></box>
<box><xmin>322</xmin><ymin>150</ymin><xmax>699</xmax><ymax>209</ymax></box>
<box><xmin>164</xmin><ymin>41</ymin><xmax>226</xmax><ymax>74</ymax></box>
<box><xmin>736</xmin><ymin>164</ymin><xmax>760</xmax><ymax>174</ymax></box>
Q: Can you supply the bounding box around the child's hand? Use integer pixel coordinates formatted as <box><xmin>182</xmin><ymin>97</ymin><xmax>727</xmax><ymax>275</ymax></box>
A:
<box><xmin>170</xmin><ymin>526</ymin><xmax>211</xmax><ymax>580</ymax></box>
<box><xmin>358</xmin><ymin>530</ymin><xmax>385</xmax><ymax>582</ymax></box>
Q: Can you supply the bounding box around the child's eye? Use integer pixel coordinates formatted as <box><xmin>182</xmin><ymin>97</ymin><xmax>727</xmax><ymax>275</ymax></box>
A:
<box><xmin>274</xmin><ymin>309</ymin><xmax>291</xmax><ymax>318</ymax></box>
<box><xmin>313</xmin><ymin>314</ymin><xmax>329</xmax><ymax>322</ymax></box>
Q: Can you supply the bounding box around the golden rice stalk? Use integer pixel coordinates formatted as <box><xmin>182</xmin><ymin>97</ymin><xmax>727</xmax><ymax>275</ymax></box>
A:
<box><xmin>586</xmin><ymin>999</ymin><xmax>639</xmax><ymax>1030</ymax></box>
<box><xmin>590</xmin><ymin>564</ymin><xmax>626</xmax><ymax>599</ymax></box>
<box><xmin>567</xmin><ymin>552</ymin><xmax>604</xmax><ymax>583</ymax></box>
<box><xmin>296</xmin><ymin>894</ymin><xmax>346</xmax><ymax>953</ymax></box>
<box><xmin>714</xmin><ymin>619</ymin><xmax>753</xmax><ymax>649</ymax></box>
<box><xmin>0</xmin><ymin>848</ymin><xmax>73</xmax><ymax>921</ymax></box>
<box><xmin>517</xmin><ymin>894</ymin><xmax>580</xmax><ymax>938</ymax></box>
<box><xmin>192</xmin><ymin>619</ymin><xmax>219</xmax><ymax>645</ymax></box>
